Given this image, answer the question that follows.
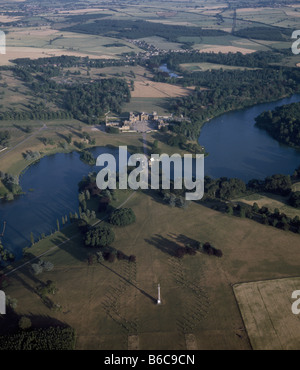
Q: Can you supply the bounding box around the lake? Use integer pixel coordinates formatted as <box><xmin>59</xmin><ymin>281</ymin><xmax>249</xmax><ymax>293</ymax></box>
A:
<box><xmin>158</xmin><ymin>64</ymin><xmax>179</xmax><ymax>78</ymax></box>
<box><xmin>1</xmin><ymin>94</ymin><xmax>300</xmax><ymax>258</ymax></box>
<box><xmin>0</xmin><ymin>146</ymin><xmax>121</xmax><ymax>259</ymax></box>
<box><xmin>198</xmin><ymin>94</ymin><xmax>300</xmax><ymax>181</ymax></box>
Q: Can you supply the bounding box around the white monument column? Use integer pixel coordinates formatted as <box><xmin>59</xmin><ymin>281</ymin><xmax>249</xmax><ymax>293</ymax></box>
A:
<box><xmin>157</xmin><ymin>283</ymin><xmax>161</xmax><ymax>305</ymax></box>
<box><xmin>0</xmin><ymin>290</ymin><xmax>6</xmax><ymax>314</ymax></box>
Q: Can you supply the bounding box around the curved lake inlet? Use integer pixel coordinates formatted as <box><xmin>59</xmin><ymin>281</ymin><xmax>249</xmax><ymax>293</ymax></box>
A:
<box><xmin>1</xmin><ymin>94</ymin><xmax>300</xmax><ymax>258</ymax></box>
<box><xmin>198</xmin><ymin>94</ymin><xmax>300</xmax><ymax>181</ymax></box>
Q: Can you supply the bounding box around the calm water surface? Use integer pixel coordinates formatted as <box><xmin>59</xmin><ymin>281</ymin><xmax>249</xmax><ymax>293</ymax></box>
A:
<box><xmin>198</xmin><ymin>94</ymin><xmax>300</xmax><ymax>181</ymax></box>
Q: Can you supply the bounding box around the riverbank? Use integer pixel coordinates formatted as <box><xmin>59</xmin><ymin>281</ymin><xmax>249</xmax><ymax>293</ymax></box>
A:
<box><xmin>197</xmin><ymin>93</ymin><xmax>300</xmax><ymax>137</ymax></box>
<box><xmin>0</xmin><ymin>120</ymin><xmax>199</xmax><ymax>200</ymax></box>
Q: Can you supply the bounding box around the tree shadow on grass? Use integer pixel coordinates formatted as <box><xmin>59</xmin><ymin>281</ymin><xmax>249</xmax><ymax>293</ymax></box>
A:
<box><xmin>13</xmin><ymin>124</ymin><xmax>28</xmax><ymax>133</ymax></box>
<box><xmin>0</xmin><ymin>304</ymin><xmax>71</xmax><ymax>337</ymax></box>
<box><xmin>49</xmin><ymin>234</ymin><xmax>88</xmax><ymax>263</ymax></box>
<box><xmin>170</xmin><ymin>233</ymin><xmax>200</xmax><ymax>249</ymax></box>
<box><xmin>55</xmin><ymin>131</ymin><xmax>69</xmax><ymax>142</ymax></box>
<box><xmin>145</xmin><ymin>234</ymin><xmax>182</xmax><ymax>257</ymax></box>
<box><xmin>99</xmin><ymin>262</ymin><xmax>156</xmax><ymax>304</ymax></box>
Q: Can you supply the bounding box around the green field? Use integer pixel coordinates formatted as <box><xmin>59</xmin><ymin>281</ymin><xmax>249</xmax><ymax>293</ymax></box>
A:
<box><xmin>180</xmin><ymin>62</ymin><xmax>258</xmax><ymax>72</ymax></box>
<box><xmin>122</xmin><ymin>97</ymin><xmax>171</xmax><ymax>116</ymax></box>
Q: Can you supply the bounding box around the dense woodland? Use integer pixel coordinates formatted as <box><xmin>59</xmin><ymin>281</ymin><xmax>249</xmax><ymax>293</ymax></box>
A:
<box><xmin>0</xmin><ymin>63</ymin><xmax>131</xmax><ymax>123</ymax></box>
<box><xmin>0</xmin><ymin>326</ymin><xmax>75</xmax><ymax>350</ymax></box>
<box><xmin>234</xmin><ymin>26</ymin><xmax>291</xmax><ymax>41</ymax></box>
<box><xmin>12</xmin><ymin>55</ymin><xmax>131</xmax><ymax>69</ymax></box>
<box><xmin>62</xmin><ymin>19</ymin><xmax>226</xmax><ymax>42</ymax></box>
<box><xmin>255</xmin><ymin>102</ymin><xmax>300</xmax><ymax>147</ymax></box>
<box><xmin>63</xmin><ymin>78</ymin><xmax>130</xmax><ymax>123</ymax></box>
<box><xmin>170</xmin><ymin>66</ymin><xmax>300</xmax><ymax>140</ymax></box>
<box><xmin>150</xmin><ymin>50</ymin><xmax>285</xmax><ymax>70</ymax></box>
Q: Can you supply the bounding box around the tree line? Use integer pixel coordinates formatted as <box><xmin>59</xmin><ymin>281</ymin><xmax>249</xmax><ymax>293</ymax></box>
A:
<box><xmin>11</xmin><ymin>55</ymin><xmax>132</xmax><ymax>71</ymax></box>
<box><xmin>255</xmin><ymin>101</ymin><xmax>300</xmax><ymax>147</ymax></box>
<box><xmin>226</xmin><ymin>202</ymin><xmax>300</xmax><ymax>234</ymax></box>
<box><xmin>147</xmin><ymin>49</ymin><xmax>284</xmax><ymax>70</ymax></box>
<box><xmin>169</xmin><ymin>66</ymin><xmax>300</xmax><ymax>140</ymax></box>
<box><xmin>0</xmin><ymin>63</ymin><xmax>131</xmax><ymax>124</ymax></box>
<box><xmin>62</xmin><ymin>18</ymin><xmax>226</xmax><ymax>43</ymax></box>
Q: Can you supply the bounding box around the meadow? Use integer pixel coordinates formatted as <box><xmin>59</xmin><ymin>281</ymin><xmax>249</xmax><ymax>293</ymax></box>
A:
<box><xmin>2</xmin><ymin>189</ymin><xmax>300</xmax><ymax>349</ymax></box>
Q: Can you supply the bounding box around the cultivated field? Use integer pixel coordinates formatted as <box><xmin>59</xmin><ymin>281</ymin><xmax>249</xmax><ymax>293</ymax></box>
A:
<box><xmin>233</xmin><ymin>278</ymin><xmax>300</xmax><ymax>350</ymax></box>
<box><xmin>131</xmin><ymin>80</ymin><xmax>194</xmax><ymax>98</ymax></box>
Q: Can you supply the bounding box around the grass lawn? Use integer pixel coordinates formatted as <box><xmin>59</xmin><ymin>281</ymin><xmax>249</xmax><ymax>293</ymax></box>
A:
<box><xmin>2</xmin><ymin>189</ymin><xmax>300</xmax><ymax>349</ymax></box>
<box><xmin>122</xmin><ymin>97</ymin><xmax>171</xmax><ymax>116</ymax></box>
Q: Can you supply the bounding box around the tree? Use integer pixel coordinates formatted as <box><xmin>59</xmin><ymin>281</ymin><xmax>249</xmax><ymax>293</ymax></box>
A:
<box><xmin>109</xmin><ymin>208</ymin><xmax>136</xmax><ymax>226</ymax></box>
<box><xmin>6</xmin><ymin>296</ymin><xmax>18</xmax><ymax>310</ymax></box>
<box><xmin>96</xmin><ymin>251</ymin><xmax>104</xmax><ymax>263</ymax></box>
<box><xmin>239</xmin><ymin>207</ymin><xmax>246</xmax><ymax>218</ymax></box>
<box><xmin>43</xmin><ymin>261</ymin><xmax>54</xmax><ymax>272</ymax></box>
<box><xmin>30</xmin><ymin>232</ymin><xmax>35</xmax><ymax>246</ymax></box>
<box><xmin>31</xmin><ymin>262</ymin><xmax>43</xmax><ymax>275</ymax></box>
<box><xmin>261</xmin><ymin>214</ymin><xmax>269</xmax><ymax>225</ymax></box>
<box><xmin>289</xmin><ymin>191</ymin><xmax>300</xmax><ymax>208</ymax></box>
<box><xmin>84</xmin><ymin>225</ymin><xmax>115</xmax><ymax>247</ymax></box>
<box><xmin>129</xmin><ymin>255</ymin><xmax>136</xmax><ymax>263</ymax></box>
<box><xmin>18</xmin><ymin>316</ymin><xmax>32</xmax><ymax>330</ymax></box>
<box><xmin>66</xmin><ymin>133</ymin><xmax>72</xmax><ymax>144</ymax></box>
<box><xmin>152</xmin><ymin>139</ymin><xmax>159</xmax><ymax>149</ymax></box>
<box><xmin>175</xmin><ymin>247</ymin><xmax>186</xmax><ymax>258</ymax></box>
<box><xmin>169</xmin><ymin>193</ymin><xmax>176</xmax><ymax>207</ymax></box>
<box><xmin>107</xmin><ymin>252</ymin><xmax>116</xmax><ymax>263</ymax></box>
<box><xmin>252</xmin><ymin>202</ymin><xmax>259</xmax><ymax>213</ymax></box>
<box><xmin>226</xmin><ymin>204</ymin><xmax>233</xmax><ymax>215</ymax></box>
